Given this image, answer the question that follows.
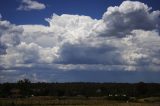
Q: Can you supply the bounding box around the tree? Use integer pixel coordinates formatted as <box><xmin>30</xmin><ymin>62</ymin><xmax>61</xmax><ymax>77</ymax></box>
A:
<box><xmin>17</xmin><ymin>79</ymin><xmax>31</xmax><ymax>84</ymax></box>
<box><xmin>17</xmin><ymin>79</ymin><xmax>31</xmax><ymax>97</ymax></box>
<box><xmin>136</xmin><ymin>82</ymin><xmax>147</xmax><ymax>97</ymax></box>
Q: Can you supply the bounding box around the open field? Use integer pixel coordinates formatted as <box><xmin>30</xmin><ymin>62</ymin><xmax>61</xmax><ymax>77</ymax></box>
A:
<box><xmin>0</xmin><ymin>97</ymin><xmax>160</xmax><ymax>106</ymax></box>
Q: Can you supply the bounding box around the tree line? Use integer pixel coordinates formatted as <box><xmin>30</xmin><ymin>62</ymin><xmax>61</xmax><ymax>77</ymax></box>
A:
<box><xmin>0</xmin><ymin>79</ymin><xmax>160</xmax><ymax>99</ymax></box>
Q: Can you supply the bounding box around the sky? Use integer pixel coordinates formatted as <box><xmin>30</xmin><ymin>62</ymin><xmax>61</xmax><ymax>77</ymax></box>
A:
<box><xmin>0</xmin><ymin>0</ymin><xmax>160</xmax><ymax>83</ymax></box>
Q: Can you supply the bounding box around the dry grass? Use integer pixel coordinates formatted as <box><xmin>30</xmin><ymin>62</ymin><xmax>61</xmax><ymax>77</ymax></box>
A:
<box><xmin>0</xmin><ymin>97</ymin><xmax>159</xmax><ymax>106</ymax></box>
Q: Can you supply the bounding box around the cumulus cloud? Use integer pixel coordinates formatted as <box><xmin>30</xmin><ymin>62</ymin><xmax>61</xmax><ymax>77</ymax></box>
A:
<box><xmin>0</xmin><ymin>20</ymin><xmax>23</xmax><ymax>55</ymax></box>
<box><xmin>93</xmin><ymin>1</ymin><xmax>160</xmax><ymax>37</ymax></box>
<box><xmin>1</xmin><ymin>1</ymin><xmax>160</xmax><ymax>82</ymax></box>
<box><xmin>17</xmin><ymin>0</ymin><xmax>46</xmax><ymax>11</ymax></box>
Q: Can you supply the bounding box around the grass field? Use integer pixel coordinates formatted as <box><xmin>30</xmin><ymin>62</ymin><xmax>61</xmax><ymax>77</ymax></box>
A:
<box><xmin>0</xmin><ymin>97</ymin><xmax>160</xmax><ymax>106</ymax></box>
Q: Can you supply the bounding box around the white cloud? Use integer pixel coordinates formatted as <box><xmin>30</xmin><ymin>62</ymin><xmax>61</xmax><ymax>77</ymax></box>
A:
<box><xmin>17</xmin><ymin>0</ymin><xmax>46</xmax><ymax>11</ymax></box>
<box><xmin>1</xmin><ymin>1</ymin><xmax>160</xmax><ymax>82</ymax></box>
<box><xmin>0</xmin><ymin>20</ymin><xmax>23</xmax><ymax>56</ymax></box>
<box><xmin>93</xmin><ymin>0</ymin><xmax>160</xmax><ymax>37</ymax></box>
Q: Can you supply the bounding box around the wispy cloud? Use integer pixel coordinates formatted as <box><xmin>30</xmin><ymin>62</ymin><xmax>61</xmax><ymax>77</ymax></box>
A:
<box><xmin>17</xmin><ymin>0</ymin><xmax>46</xmax><ymax>11</ymax></box>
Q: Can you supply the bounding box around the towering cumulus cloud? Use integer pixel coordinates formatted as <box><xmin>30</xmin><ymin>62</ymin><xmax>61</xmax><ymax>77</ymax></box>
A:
<box><xmin>0</xmin><ymin>1</ymin><xmax>160</xmax><ymax>82</ymax></box>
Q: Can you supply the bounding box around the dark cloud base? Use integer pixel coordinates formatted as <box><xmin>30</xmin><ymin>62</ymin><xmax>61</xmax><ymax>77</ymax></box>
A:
<box><xmin>49</xmin><ymin>71</ymin><xmax>160</xmax><ymax>83</ymax></box>
<box><xmin>1</xmin><ymin>69</ymin><xmax>160</xmax><ymax>83</ymax></box>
